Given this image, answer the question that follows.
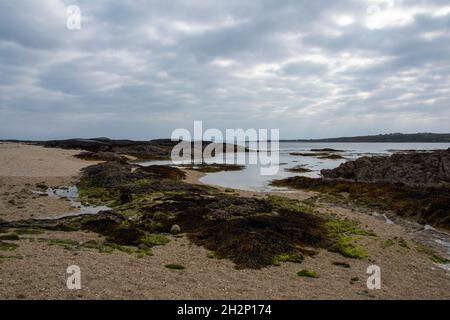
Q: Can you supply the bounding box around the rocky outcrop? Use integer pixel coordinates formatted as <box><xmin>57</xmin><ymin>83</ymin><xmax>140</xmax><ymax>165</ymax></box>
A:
<box><xmin>321</xmin><ymin>149</ymin><xmax>450</xmax><ymax>188</ymax></box>
<box><xmin>39</xmin><ymin>138</ymin><xmax>249</xmax><ymax>160</ymax></box>
<box><xmin>79</xmin><ymin>161</ymin><xmax>186</xmax><ymax>188</ymax></box>
<box><xmin>75</xmin><ymin>151</ymin><xmax>128</xmax><ymax>163</ymax></box>
<box><xmin>40</xmin><ymin>138</ymin><xmax>179</xmax><ymax>160</ymax></box>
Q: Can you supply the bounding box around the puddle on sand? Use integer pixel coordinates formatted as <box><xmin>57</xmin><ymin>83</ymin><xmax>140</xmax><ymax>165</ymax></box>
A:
<box><xmin>370</xmin><ymin>212</ymin><xmax>450</xmax><ymax>272</ymax></box>
<box><xmin>32</xmin><ymin>186</ymin><xmax>110</xmax><ymax>219</ymax></box>
<box><xmin>370</xmin><ymin>212</ymin><xmax>394</xmax><ymax>224</ymax></box>
<box><xmin>414</xmin><ymin>225</ymin><xmax>450</xmax><ymax>272</ymax></box>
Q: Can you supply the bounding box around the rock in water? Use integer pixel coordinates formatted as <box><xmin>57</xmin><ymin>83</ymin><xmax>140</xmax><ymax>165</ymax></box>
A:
<box><xmin>321</xmin><ymin>149</ymin><xmax>450</xmax><ymax>188</ymax></box>
<box><xmin>170</xmin><ymin>224</ymin><xmax>181</xmax><ymax>235</ymax></box>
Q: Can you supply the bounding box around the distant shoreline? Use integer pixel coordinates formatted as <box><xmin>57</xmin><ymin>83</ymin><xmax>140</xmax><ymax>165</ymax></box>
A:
<box><xmin>280</xmin><ymin>133</ymin><xmax>450</xmax><ymax>143</ymax></box>
<box><xmin>2</xmin><ymin>133</ymin><xmax>450</xmax><ymax>144</ymax></box>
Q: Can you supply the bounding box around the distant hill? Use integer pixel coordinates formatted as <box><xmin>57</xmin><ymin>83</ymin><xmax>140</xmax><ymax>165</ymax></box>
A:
<box><xmin>284</xmin><ymin>133</ymin><xmax>450</xmax><ymax>143</ymax></box>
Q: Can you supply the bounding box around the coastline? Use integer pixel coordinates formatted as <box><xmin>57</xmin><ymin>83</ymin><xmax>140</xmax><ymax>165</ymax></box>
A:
<box><xmin>0</xmin><ymin>142</ymin><xmax>449</xmax><ymax>299</ymax></box>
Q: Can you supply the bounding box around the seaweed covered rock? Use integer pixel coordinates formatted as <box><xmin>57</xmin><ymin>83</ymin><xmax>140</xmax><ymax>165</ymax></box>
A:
<box><xmin>74</xmin><ymin>162</ymin><xmax>376</xmax><ymax>268</ymax></box>
<box><xmin>8</xmin><ymin>161</ymin><xmax>373</xmax><ymax>269</ymax></box>
<box><xmin>79</xmin><ymin>162</ymin><xmax>186</xmax><ymax>188</ymax></box>
<box><xmin>3</xmin><ymin>210</ymin><xmax>124</xmax><ymax>234</ymax></box>
<box><xmin>75</xmin><ymin>151</ymin><xmax>128</xmax><ymax>163</ymax></box>
<box><xmin>79</xmin><ymin>162</ymin><xmax>137</xmax><ymax>187</ymax></box>
<box><xmin>272</xmin><ymin>176</ymin><xmax>450</xmax><ymax>229</ymax></box>
<box><xmin>128</xmin><ymin>192</ymin><xmax>368</xmax><ymax>268</ymax></box>
<box><xmin>135</xmin><ymin>165</ymin><xmax>185</xmax><ymax>180</ymax></box>
<box><xmin>43</xmin><ymin>138</ymin><xmax>113</xmax><ymax>152</ymax></box>
<box><xmin>40</xmin><ymin>138</ymin><xmax>249</xmax><ymax>160</ymax></box>
<box><xmin>321</xmin><ymin>149</ymin><xmax>450</xmax><ymax>188</ymax></box>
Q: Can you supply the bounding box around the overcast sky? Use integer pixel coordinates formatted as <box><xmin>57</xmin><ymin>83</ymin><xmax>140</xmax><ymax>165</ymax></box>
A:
<box><xmin>1</xmin><ymin>0</ymin><xmax>450</xmax><ymax>140</ymax></box>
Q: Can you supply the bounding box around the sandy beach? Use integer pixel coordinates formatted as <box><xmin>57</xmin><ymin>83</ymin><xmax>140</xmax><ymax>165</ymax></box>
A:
<box><xmin>0</xmin><ymin>142</ymin><xmax>449</xmax><ymax>299</ymax></box>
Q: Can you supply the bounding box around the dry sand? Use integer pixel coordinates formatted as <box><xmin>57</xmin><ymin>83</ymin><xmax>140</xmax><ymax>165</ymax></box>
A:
<box><xmin>0</xmin><ymin>142</ymin><xmax>97</xmax><ymax>178</ymax></box>
<box><xmin>0</xmin><ymin>142</ymin><xmax>99</xmax><ymax>221</ymax></box>
<box><xmin>0</xmin><ymin>142</ymin><xmax>449</xmax><ymax>299</ymax></box>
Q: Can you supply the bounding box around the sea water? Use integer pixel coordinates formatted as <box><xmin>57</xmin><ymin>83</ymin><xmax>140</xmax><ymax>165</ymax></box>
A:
<box><xmin>140</xmin><ymin>142</ymin><xmax>450</xmax><ymax>191</ymax></box>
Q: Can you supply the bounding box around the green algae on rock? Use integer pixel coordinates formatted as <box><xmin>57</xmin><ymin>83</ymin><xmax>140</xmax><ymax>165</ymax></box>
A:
<box><xmin>1</xmin><ymin>161</ymin><xmax>378</xmax><ymax>269</ymax></box>
<box><xmin>271</xmin><ymin>176</ymin><xmax>450</xmax><ymax>230</ymax></box>
<box><xmin>165</xmin><ymin>264</ymin><xmax>185</xmax><ymax>270</ymax></box>
<box><xmin>0</xmin><ymin>241</ymin><xmax>19</xmax><ymax>251</ymax></box>
<box><xmin>297</xmin><ymin>270</ymin><xmax>317</xmax><ymax>278</ymax></box>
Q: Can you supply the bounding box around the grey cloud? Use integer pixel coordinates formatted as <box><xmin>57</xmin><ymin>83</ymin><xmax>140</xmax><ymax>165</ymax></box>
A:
<box><xmin>0</xmin><ymin>0</ymin><xmax>450</xmax><ymax>139</ymax></box>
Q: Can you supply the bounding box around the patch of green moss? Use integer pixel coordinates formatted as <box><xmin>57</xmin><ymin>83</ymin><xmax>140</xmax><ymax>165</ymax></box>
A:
<box><xmin>324</xmin><ymin>217</ymin><xmax>372</xmax><ymax>259</ymax></box>
<box><xmin>416</xmin><ymin>244</ymin><xmax>450</xmax><ymax>264</ymax></box>
<box><xmin>266</xmin><ymin>195</ymin><xmax>313</xmax><ymax>214</ymax></box>
<box><xmin>224</xmin><ymin>188</ymin><xmax>236</xmax><ymax>193</ymax></box>
<box><xmin>398</xmin><ymin>237</ymin><xmax>410</xmax><ymax>249</ymax></box>
<box><xmin>162</xmin><ymin>191</ymin><xmax>187</xmax><ymax>196</ymax></box>
<box><xmin>77</xmin><ymin>186</ymin><xmax>120</xmax><ymax>206</ymax></box>
<box><xmin>272</xmin><ymin>252</ymin><xmax>304</xmax><ymax>266</ymax></box>
<box><xmin>140</xmin><ymin>233</ymin><xmax>170</xmax><ymax>247</ymax></box>
<box><xmin>109</xmin><ymin>243</ymin><xmax>152</xmax><ymax>257</ymax></box>
<box><xmin>165</xmin><ymin>264</ymin><xmax>185</xmax><ymax>270</ymax></box>
<box><xmin>42</xmin><ymin>238</ymin><xmax>80</xmax><ymax>251</ymax></box>
<box><xmin>325</xmin><ymin>218</ymin><xmax>375</xmax><ymax>237</ymax></box>
<box><xmin>381</xmin><ymin>239</ymin><xmax>395</xmax><ymax>249</ymax></box>
<box><xmin>130</xmin><ymin>179</ymin><xmax>157</xmax><ymax>188</ymax></box>
<box><xmin>0</xmin><ymin>254</ymin><xmax>24</xmax><ymax>262</ymax></box>
<box><xmin>37</xmin><ymin>237</ymin><xmax>153</xmax><ymax>257</ymax></box>
<box><xmin>331</xmin><ymin>236</ymin><xmax>366</xmax><ymax>259</ymax></box>
<box><xmin>14</xmin><ymin>228</ymin><xmax>44</xmax><ymax>235</ymax></box>
<box><xmin>0</xmin><ymin>241</ymin><xmax>19</xmax><ymax>251</ymax></box>
<box><xmin>207</xmin><ymin>251</ymin><xmax>218</xmax><ymax>259</ymax></box>
<box><xmin>152</xmin><ymin>211</ymin><xmax>178</xmax><ymax>220</ymax></box>
<box><xmin>112</xmin><ymin>192</ymin><xmax>170</xmax><ymax>217</ymax></box>
<box><xmin>297</xmin><ymin>270</ymin><xmax>317</xmax><ymax>278</ymax></box>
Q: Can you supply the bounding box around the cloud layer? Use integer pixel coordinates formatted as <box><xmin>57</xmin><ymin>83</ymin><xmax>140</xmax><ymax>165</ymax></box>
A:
<box><xmin>1</xmin><ymin>0</ymin><xmax>450</xmax><ymax>139</ymax></box>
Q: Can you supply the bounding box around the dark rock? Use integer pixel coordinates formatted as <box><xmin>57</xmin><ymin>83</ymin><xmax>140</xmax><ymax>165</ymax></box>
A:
<box><xmin>79</xmin><ymin>161</ymin><xmax>187</xmax><ymax>189</ymax></box>
<box><xmin>272</xmin><ymin>175</ymin><xmax>450</xmax><ymax>230</ymax></box>
<box><xmin>311</xmin><ymin>148</ymin><xmax>344</xmax><ymax>152</ymax></box>
<box><xmin>178</xmin><ymin>163</ymin><xmax>245</xmax><ymax>173</ymax></box>
<box><xmin>39</xmin><ymin>138</ymin><xmax>248</xmax><ymax>160</ymax></box>
<box><xmin>285</xmin><ymin>166</ymin><xmax>312</xmax><ymax>173</ymax></box>
<box><xmin>0</xmin><ymin>234</ymin><xmax>20</xmax><ymax>241</ymax></box>
<box><xmin>2</xmin><ymin>210</ymin><xmax>124</xmax><ymax>235</ymax></box>
<box><xmin>42</xmin><ymin>138</ymin><xmax>113</xmax><ymax>152</ymax></box>
<box><xmin>79</xmin><ymin>161</ymin><xmax>136</xmax><ymax>187</ymax></box>
<box><xmin>35</xmin><ymin>183</ymin><xmax>48</xmax><ymax>190</ymax></box>
<box><xmin>75</xmin><ymin>151</ymin><xmax>128</xmax><ymax>163</ymax></box>
<box><xmin>321</xmin><ymin>150</ymin><xmax>450</xmax><ymax>187</ymax></box>
<box><xmin>107</xmin><ymin>225</ymin><xmax>144</xmax><ymax>246</ymax></box>
<box><xmin>135</xmin><ymin>165</ymin><xmax>186</xmax><ymax>180</ymax></box>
